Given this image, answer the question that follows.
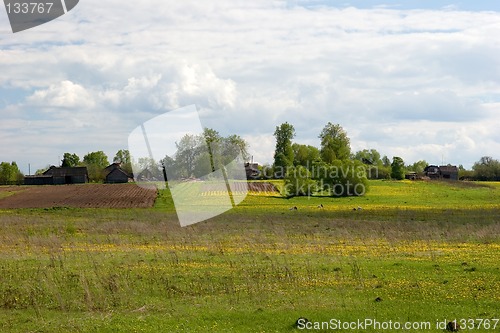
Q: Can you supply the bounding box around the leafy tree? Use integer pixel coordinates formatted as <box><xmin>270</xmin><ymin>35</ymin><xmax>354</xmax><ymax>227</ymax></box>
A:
<box><xmin>292</xmin><ymin>143</ymin><xmax>321</xmax><ymax>168</ymax></box>
<box><xmin>407</xmin><ymin>160</ymin><xmax>428</xmax><ymax>175</ymax></box>
<box><xmin>391</xmin><ymin>156</ymin><xmax>406</xmax><ymax>180</ymax></box>
<box><xmin>354</xmin><ymin>149</ymin><xmax>381</xmax><ymax>165</ymax></box>
<box><xmin>382</xmin><ymin>155</ymin><xmax>391</xmax><ymax>167</ymax></box>
<box><xmin>273</xmin><ymin>122</ymin><xmax>295</xmax><ymax>177</ymax></box>
<box><xmin>113</xmin><ymin>149</ymin><xmax>132</xmax><ymax>174</ymax></box>
<box><xmin>222</xmin><ymin>134</ymin><xmax>250</xmax><ymax>164</ymax></box>
<box><xmin>61</xmin><ymin>153</ymin><xmax>80</xmax><ymax>167</ymax></box>
<box><xmin>472</xmin><ymin>156</ymin><xmax>500</xmax><ymax>181</ymax></box>
<box><xmin>175</xmin><ymin>134</ymin><xmax>203</xmax><ymax>178</ymax></box>
<box><xmin>0</xmin><ymin>162</ymin><xmax>23</xmax><ymax>184</ymax></box>
<box><xmin>193</xmin><ymin>151</ymin><xmax>214</xmax><ymax>178</ymax></box>
<box><xmin>83</xmin><ymin>151</ymin><xmax>109</xmax><ymax>169</ymax></box>
<box><xmin>202</xmin><ymin>128</ymin><xmax>222</xmax><ymax>172</ymax></box>
<box><xmin>83</xmin><ymin>151</ymin><xmax>109</xmax><ymax>182</ymax></box>
<box><xmin>164</xmin><ymin>130</ymin><xmax>250</xmax><ymax>180</ymax></box>
<box><xmin>319</xmin><ymin>122</ymin><xmax>351</xmax><ymax>163</ymax></box>
<box><xmin>376</xmin><ymin>164</ymin><xmax>392</xmax><ymax>180</ymax></box>
<box><xmin>354</xmin><ymin>149</ymin><xmax>387</xmax><ymax>179</ymax></box>
<box><xmin>35</xmin><ymin>166</ymin><xmax>50</xmax><ymax>175</ymax></box>
<box><xmin>160</xmin><ymin>155</ymin><xmax>177</xmax><ymax>181</ymax></box>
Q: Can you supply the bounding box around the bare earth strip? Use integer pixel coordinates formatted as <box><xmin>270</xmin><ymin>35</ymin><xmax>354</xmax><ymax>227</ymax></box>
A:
<box><xmin>201</xmin><ymin>182</ymin><xmax>278</xmax><ymax>193</ymax></box>
<box><xmin>0</xmin><ymin>184</ymin><xmax>158</xmax><ymax>209</ymax></box>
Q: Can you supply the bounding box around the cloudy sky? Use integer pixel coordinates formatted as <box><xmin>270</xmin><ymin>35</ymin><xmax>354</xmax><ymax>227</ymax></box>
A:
<box><xmin>1</xmin><ymin>0</ymin><xmax>499</xmax><ymax>173</ymax></box>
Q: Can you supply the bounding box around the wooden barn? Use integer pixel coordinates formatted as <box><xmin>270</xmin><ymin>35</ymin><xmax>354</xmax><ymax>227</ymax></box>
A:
<box><xmin>424</xmin><ymin>165</ymin><xmax>458</xmax><ymax>181</ymax></box>
<box><xmin>25</xmin><ymin>166</ymin><xmax>89</xmax><ymax>185</ymax></box>
<box><xmin>439</xmin><ymin>165</ymin><xmax>459</xmax><ymax>180</ymax></box>
<box><xmin>104</xmin><ymin>163</ymin><xmax>133</xmax><ymax>184</ymax></box>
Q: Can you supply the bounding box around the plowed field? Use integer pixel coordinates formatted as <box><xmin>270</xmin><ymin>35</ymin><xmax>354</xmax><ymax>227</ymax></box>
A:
<box><xmin>0</xmin><ymin>184</ymin><xmax>157</xmax><ymax>209</ymax></box>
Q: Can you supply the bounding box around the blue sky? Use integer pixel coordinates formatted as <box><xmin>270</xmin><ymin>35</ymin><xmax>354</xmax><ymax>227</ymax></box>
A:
<box><xmin>1</xmin><ymin>0</ymin><xmax>500</xmax><ymax>173</ymax></box>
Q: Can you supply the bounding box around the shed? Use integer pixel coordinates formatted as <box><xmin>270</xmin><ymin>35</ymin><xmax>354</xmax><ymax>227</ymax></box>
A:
<box><xmin>24</xmin><ymin>175</ymin><xmax>54</xmax><ymax>185</ymax></box>
<box><xmin>439</xmin><ymin>165</ymin><xmax>459</xmax><ymax>181</ymax></box>
<box><xmin>104</xmin><ymin>163</ymin><xmax>133</xmax><ymax>184</ymax></box>
<box><xmin>43</xmin><ymin>166</ymin><xmax>89</xmax><ymax>184</ymax></box>
<box><xmin>424</xmin><ymin>165</ymin><xmax>458</xmax><ymax>181</ymax></box>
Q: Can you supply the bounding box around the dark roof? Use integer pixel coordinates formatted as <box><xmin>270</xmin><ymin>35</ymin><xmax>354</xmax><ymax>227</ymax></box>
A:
<box><xmin>43</xmin><ymin>166</ymin><xmax>88</xmax><ymax>177</ymax></box>
<box><xmin>106</xmin><ymin>167</ymin><xmax>133</xmax><ymax>179</ymax></box>
<box><xmin>439</xmin><ymin>165</ymin><xmax>458</xmax><ymax>173</ymax></box>
<box><xmin>104</xmin><ymin>163</ymin><xmax>122</xmax><ymax>172</ymax></box>
<box><xmin>104</xmin><ymin>163</ymin><xmax>132</xmax><ymax>178</ymax></box>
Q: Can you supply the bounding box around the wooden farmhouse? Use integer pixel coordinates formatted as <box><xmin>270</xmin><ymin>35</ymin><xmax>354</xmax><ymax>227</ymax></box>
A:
<box><xmin>25</xmin><ymin>166</ymin><xmax>89</xmax><ymax>185</ymax></box>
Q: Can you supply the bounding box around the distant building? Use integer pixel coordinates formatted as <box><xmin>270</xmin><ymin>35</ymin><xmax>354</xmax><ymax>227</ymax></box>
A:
<box><xmin>405</xmin><ymin>172</ymin><xmax>418</xmax><ymax>180</ymax></box>
<box><xmin>245</xmin><ymin>162</ymin><xmax>260</xmax><ymax>180</ymax></box>
<box><xmin>25</xmin><ymin>166</ymin><xmax>89</xmax><ymax>185</ymax></box>
<box><xmin>424</xmin><ymin>165</ymin><xmax>459</xmax><ymax>181</ymax></box>
<box><xmin>104</xmin><ymin>163</ymin><xmax>133</xmax><ymax>184</ymax></box>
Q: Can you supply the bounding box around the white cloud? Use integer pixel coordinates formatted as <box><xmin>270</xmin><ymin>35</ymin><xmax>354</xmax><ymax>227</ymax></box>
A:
<box><xmin>28</xmin><ymin>80</ymin><xmax>95</xmax><ymax>109</ymax></box>
<box><xmin>1</xmin><ymin>1</ymin><xmax>500</xmax><ymax>172</ymax></box>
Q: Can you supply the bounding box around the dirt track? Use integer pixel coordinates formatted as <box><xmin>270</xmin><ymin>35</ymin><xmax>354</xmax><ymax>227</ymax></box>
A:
<box><xmin>0</xmin><ymin>184</ymin><xmax>158</xmax><ymax>209</ymax></box>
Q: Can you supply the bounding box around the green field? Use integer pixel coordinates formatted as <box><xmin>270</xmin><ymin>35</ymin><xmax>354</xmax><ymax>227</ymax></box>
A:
<box><xmin>0</xmin><ymin>180</ymin><xmax>499</xmax><ymax>332</ymax></box>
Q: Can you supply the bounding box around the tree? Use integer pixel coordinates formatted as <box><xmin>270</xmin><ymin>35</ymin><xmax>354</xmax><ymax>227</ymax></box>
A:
<box><xmin>407</xmin><ymin>160</ymin><xmax>428</xmax><ymax>175</ymax></box>
<box><xmin>175</xmin><ymin>134</ymin><xmax>203</xmax><ymax>178</ymax></box>
<box><xmin>382</xmin><ymin>155</ymin><xmax>391</xmax><ymax>167</ymax></box>
<box><xmin>273</xmin><ymin>122</ymin><xmax>295</xmax><ymax>177</ymax></box>
<box><xmin>222</xmin><ymin>134</ymin><xmax>250</xmax><ymax>164</ymax></box>
<box><xmin>0</xmin><ymin>162</ymin><xmax>23</xmax><ymax>185</ymax></box>
<box><xmin>113</xmin><ymin>149</ymin><xmax>132</xmax><ymax>174</ymax></box>
<box><xmin>160</xmin><ymin>155</ymin><xmax>177</xmax><ymax>181</ymax></box>
<box><xmin>35</xmin><ymin>166</ymin><xmax>50</xmax><ymax>175</ymax></box>
<box><xmin>61</xmin><ymin>153</ymin><xmax>80</xmax><ymax>167</ymax></box>
<box><xmin>354</xmin><ymin>149</ymin><xmax>386</xmax><ymax>179</ymax></box>
<box><xmin>83</xmin><ymin>151</ymin><xmax>109</xmax><ymax>169</ymax></box>
<box><xmin>83</xmin><ymin>151</ymin><xmax>109</xmax><ymax>182</ymax></box>
<box><xmin>292</xmin><ymin>143</ymin><xmax>321</xmax><ymax>168</ymax></box>
<box><xmin>354</xmin><ymin>149</ymin><xmax>381</xmax><ymax>165</ymax></box>
<box><xmin>472</xmin><ymin>156</ymin><xmax>500</xmax><ymax>181</ymax></box>
<box><xmin>391</xmin><ymin>156</ymin><xmax>406</xmax><ymax>180</ymax></box>
<box><xmin>319</xmin><ymin>122</ymin><xmax>351</xmax><ymax>163</ymax></box>
<box><xmin>202</xmin><ymin>128</ymin><xmax>222</xmax><ymax>172</ymax></box>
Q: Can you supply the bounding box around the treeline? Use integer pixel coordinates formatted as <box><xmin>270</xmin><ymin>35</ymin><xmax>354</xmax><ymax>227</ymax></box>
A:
<box><xmin>30</xmin><ymin>150</ymin><xmax>133</xmax><ymax>183</ymax></box>
<box><xmin>267</xmin><ymin>122</ymin><xmax>373</xmax><ymax>197</ymax></box>
<box><xmin>161</xmin><ymin>129</ymin><xmax>249</xmax><ymax>180</ymax></box>
<box><xmin>263</xmin><ymin>121</ymin><xmax>500</xmax><ymax>197</ymax></box>
<box><xmin>2</xmin><ymin>124</ymin><xmax>499</xmax><ymax>186</ymax></box>
<box><xmin>131</xmin><ymin>129</ymin><xmax>250</xmax><ymax>181</ymax></box>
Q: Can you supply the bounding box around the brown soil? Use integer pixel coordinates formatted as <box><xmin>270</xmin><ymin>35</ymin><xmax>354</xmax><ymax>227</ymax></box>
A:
<box><xmin>201</xmin><ymin>182</ymin><xmax>278</xmax><ymax>193</ymax></box>
<box><xmin>0</xmin><ymin>184</ymin><xmax>157</xmax><ymax>209</ymax></box>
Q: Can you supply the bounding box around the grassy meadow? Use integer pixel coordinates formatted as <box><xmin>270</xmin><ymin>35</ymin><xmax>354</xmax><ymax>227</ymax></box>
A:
<box><xmin>0</xmin><ymin>180</ymin><xmax>499</xmax><ymax>332</ymax></box>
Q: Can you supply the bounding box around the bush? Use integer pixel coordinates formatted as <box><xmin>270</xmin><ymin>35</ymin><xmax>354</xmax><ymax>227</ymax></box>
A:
<box><xmin>284</xmin><ymin>166</ymin><xmax>318</xmax><ymax>197</ymax></box>
<box><xmin>315</xmin><ymin>160</ymin><xmax>369</xmax><ymax>197</ymax></box>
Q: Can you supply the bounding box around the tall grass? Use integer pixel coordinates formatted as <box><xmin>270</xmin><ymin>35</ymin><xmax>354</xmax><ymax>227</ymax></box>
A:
<box><xmin>0</xmin><ymin>181</ymin><xmax>499</xmax><ymax>332</ymax></box>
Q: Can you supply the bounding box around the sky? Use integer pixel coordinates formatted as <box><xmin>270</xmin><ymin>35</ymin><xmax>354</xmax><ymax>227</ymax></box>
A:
<box><xmin>1</xmin><ymin>0</ymin><xmax>500</xmax><ymax>174</ymax></box>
